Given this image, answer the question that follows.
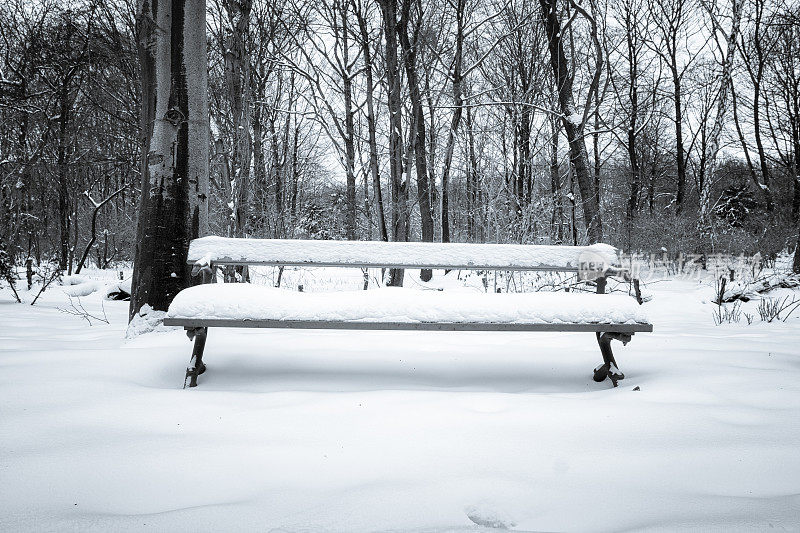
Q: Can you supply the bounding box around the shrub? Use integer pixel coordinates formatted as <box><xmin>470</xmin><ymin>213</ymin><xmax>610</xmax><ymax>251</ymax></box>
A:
<box><xmin>757</xmin><ymin>296</ymin><xmax>800</xmax><ymax>323</ymax></box>
<box><xmin>0</xmin><ymin>242</ymin><xmax>21</xmax><ymax>302</ymax></box>
<box><xmin>713</xmin><ymin>300</ymin><xmax>742</xmax><ymax>325</ymax></box>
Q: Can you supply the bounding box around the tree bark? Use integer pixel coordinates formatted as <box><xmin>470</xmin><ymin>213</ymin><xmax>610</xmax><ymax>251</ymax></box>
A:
<box><xmin>130</xmin><ymin>0</ymin><xmax>209</xmax><ymax>321</ymax></box>
<box><xmin>379</xmin><ymin>0</ymin><xmax>408</xmax><ymax>286</ymax></box>
<box><xmin>57</xmin><ymin>82</ymin><xmax>72</xmax><ymax>271</ymax></box>
<box><xmin>223</xmin><ymin>0</ymin><xmax>253</xmax><ymax>238</ymax></box>
<box><xmin>794</xmin><ymin>233</ymin><xmax>800</xmax><ymax>274</ymax></box>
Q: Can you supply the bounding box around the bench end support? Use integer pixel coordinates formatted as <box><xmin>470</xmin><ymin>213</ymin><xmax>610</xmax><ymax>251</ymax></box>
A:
<box><xmin>593</xmin><ymin>332</ymin><xmax>631</xmax><ymax>387</ymax></box>
<box><xmin>184</xmin><ymin>327</ymin><xmax>208</xmax><ymax>389</ymax></box>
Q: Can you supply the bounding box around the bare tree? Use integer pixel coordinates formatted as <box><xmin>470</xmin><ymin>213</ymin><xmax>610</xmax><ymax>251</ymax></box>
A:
<box><xmin>53</xmin><ymin>10</ymin><xmax>93</xmax><ymax>272</ymax></box>
<box><xmin>280</xmin><ymin>0</ymin><xmax>360</xmax><ymax>239</ymax></box>
<box><xmin>223</xmin><ymin>0</ymin><xmax>253</xmax><ymax>238</ymax></box>
<box><xmin>75</xmin><ymin>184</ymin><xmax>128</xmax><ymax>274</ymax></box>
<box><xmin>766</xmin><ymin>5</ymin><xmax>799</xmax><ymax>220</ymax></box>
<box><xmin>438</xmin><ymin>0</ymin><xmax>467</xmax><ymax>243</ymax></box>
<box><xmin>378</xmin><ymin>0</ymin><xmax>409</xmax><ymax>286</ymax></box>
<box><xmin>698</xmin><ymin>0</ymin><xmax>743</xmax><ymax>224</ymax></box>
<box><xmin>352</xmin><ymin>0</ymin><xmax>389</xmax><ymax>241</ymax></box>
<box><xmin>398</xmin><ymin>0</ymin><xmax>435</xmax><ymax>279</ymax></box>
<box><xmin>539</xmin><ymin>0</ymin><xmax>603</xmax><ymax>243</ymax></box>
<box><xmin>646</xmin><ymin>0</ymin><xmax>702</xmax><ymax>213</ymax></box>
<box><xmin>729</xmin><ymin>0</ymin><xmax>775</xmax><ymax>213</ymax></box>
<box><xmin>607</xmin><ymin>0</ymin><xmax>654</xmax><ymax>221</ymax></box>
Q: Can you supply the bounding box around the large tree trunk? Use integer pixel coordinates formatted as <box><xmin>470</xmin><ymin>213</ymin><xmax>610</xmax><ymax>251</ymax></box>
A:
<box><xmin>397</xmin><ymin>0</ymin><xmax>434</xmax><ymax>281</ymax></box>
<box><xmin>539</xmin><ymin>0</ymin><xmax>603</xmax><ymax>243</ymax></box>
<box><xmin>130</xmin><ymin>0</ymin><xmax>209</xmax><ymax>322</ymax></box>
<box><xmin>379</xmin><ymin>0</ymin><xmax>408</xmax><ymax>286</ymax></box>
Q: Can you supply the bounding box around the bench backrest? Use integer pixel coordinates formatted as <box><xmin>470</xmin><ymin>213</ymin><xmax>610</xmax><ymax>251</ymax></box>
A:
<box><xmin>188</xmin><ymin>236</ymin><xmax>629</xmax><ymax>278</ymax></box>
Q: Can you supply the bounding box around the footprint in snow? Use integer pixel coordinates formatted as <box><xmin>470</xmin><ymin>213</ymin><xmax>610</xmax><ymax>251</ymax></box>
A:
<box><xmin>465</xmin><ymin>504</ymin><xmax>516</xmax><ymax>529</ymax></box>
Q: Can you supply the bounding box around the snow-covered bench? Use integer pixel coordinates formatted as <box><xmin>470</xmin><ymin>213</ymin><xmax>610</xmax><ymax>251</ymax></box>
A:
<box><xmin>164</xmin><ymin>236</ymin><xmax>652</xmax><ymax>388</ymax></box>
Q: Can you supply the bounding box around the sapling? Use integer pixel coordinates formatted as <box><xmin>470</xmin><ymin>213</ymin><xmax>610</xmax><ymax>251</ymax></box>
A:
<box><xmin>0</xmin><ymin>243</ymin><xmax>22</xmax><ymax>303</ymax></box>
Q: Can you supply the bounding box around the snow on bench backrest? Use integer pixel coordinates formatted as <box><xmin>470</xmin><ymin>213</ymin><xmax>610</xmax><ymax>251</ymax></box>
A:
<box><xmin>188</xmin><ymin>236</ymin><xmax>624</xmax><ymax>274</ymax></box>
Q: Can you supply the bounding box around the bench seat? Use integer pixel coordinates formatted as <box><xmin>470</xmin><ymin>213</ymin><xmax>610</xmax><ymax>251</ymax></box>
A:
<box><xmin>164</xmin><ymin>284</ymin><xmax>651</xmax><ymax>333</ymax></box>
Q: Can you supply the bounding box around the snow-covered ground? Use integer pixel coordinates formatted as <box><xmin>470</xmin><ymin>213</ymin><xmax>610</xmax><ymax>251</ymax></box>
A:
<box><xmin>2</xmin><ymin>267</ymin><xmax>800</xmax><ymax>532</ymax></box>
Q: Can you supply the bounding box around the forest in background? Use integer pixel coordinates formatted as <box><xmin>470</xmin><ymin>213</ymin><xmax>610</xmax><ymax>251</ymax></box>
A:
<box><xmin>1</xmin><ymin>0</ymin><xmax>799</xmax><ymax>276</ymax></box>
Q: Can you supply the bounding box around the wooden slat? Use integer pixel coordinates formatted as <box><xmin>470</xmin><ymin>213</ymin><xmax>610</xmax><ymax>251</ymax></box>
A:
<box><xmin>202</xmin><ymin>261</ymin><xmax>632</xmax><ymax>281</ymax></box>
<box><xmin>163</xmin><ymin>317</ymin><xmax>653</xmax><ymax>333</ymax></box>
<box><xmin>187</xmin><ymin>236</ymin><xmax>625</xmax><ymax>273</ymax></box>
<box><xmin>202</xmin><ymin>259</ymin><xmax>583</xmax><ymax>272</ymax></box>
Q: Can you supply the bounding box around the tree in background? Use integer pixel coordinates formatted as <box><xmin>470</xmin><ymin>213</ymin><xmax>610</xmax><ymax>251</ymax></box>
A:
<box><xmin>698</xmin><ymin>0</ymin><xmax>743</xmax><ymax>225</ymax></box>
<box><xmin>0</xmin><ymin>0</ymin><xmax>140</xmax><ymax>272</ymax></box>
<box><xmin>538</xmin><ymin>0</ymin><xmax>603</xmax><ymax>243</ymax></box>
<box><xmin>2</xmin><ymin>0</ymin><xmax>800</xmax><ymax>282</ymax></box>
<box><xmin>378</xmin><ymin>0</ymin><xmax>409</xmax><ymax>286</ymax></box>
<box><xmin>398</xmin><ymin>0</ymin><xmax>435</xmax><ymax>280</ymax></box>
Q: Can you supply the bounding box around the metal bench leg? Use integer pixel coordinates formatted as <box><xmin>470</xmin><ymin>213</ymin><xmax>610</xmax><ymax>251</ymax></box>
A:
<box><xmin>593</xmin><ymin>332</ymin><xmax>632</xmax><ymax>387</ymax></box>
<box><xmin>184</xmin><ymin>327</ymin><xmax>208</xmax><ymax>389</ymax></box>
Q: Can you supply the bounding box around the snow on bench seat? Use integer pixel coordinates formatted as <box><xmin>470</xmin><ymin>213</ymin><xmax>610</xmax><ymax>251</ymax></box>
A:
<box><xmin>166</xmin><ymin>284</ymin><xmax>649</xmax><ymax>328</ymax></box>
<box><xmin>188</xmin><ymin>236</ymin><xmax>623</xmax><ymax>272</ymax></box>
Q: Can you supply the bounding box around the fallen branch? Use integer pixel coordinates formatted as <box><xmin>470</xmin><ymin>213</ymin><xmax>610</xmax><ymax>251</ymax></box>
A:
<box><xmin>58</xmin><ymin>295</ymin><xmax>109</xmax><ymax>325</ymax></box>
<box><xmin>721</xmin><ymin>273</ymin><xmax>800</xmax><ymax>303</ymax></box>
